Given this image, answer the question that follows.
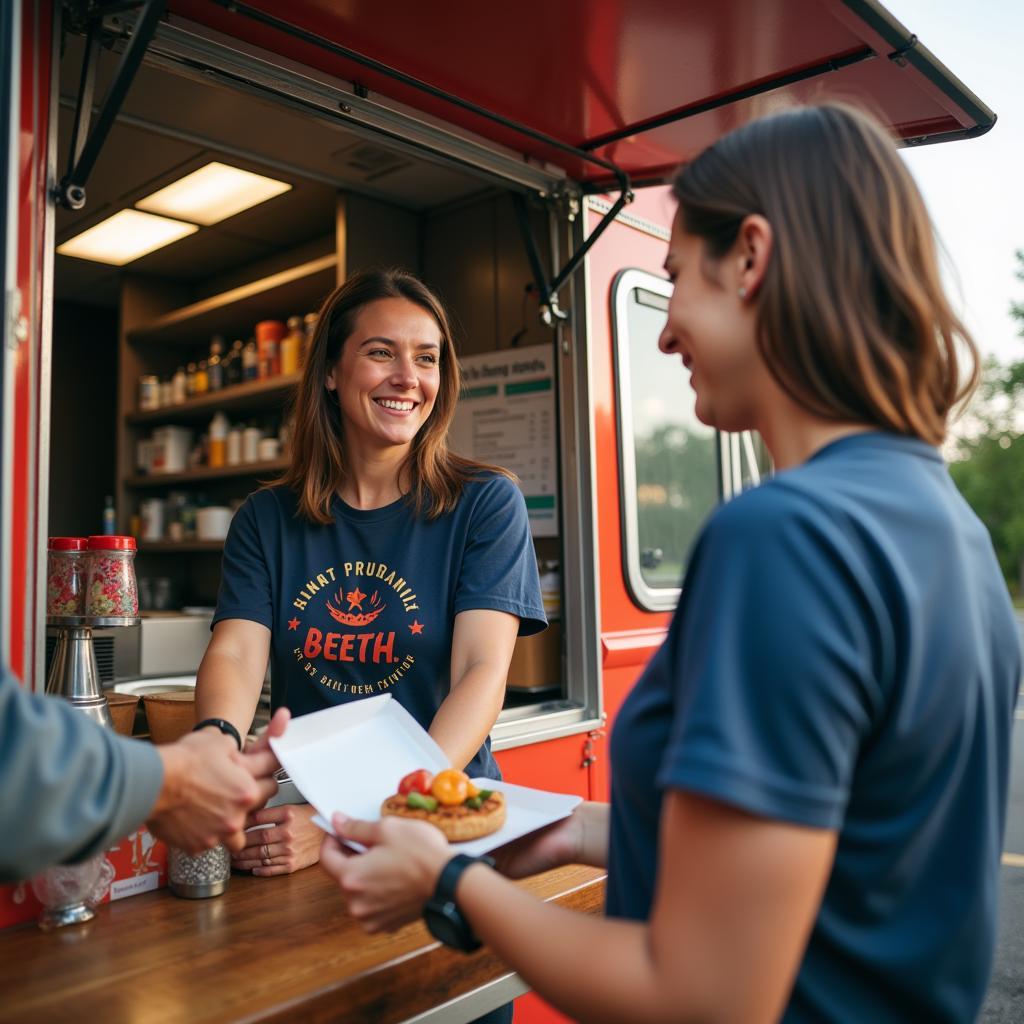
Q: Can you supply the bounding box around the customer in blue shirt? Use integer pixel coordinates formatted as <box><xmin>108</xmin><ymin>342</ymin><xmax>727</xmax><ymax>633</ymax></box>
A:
<box><xmin>318</xmin><ymin>103</ymin><xmax>1022</xmax><ymax>1023</ymax></box>
<box><xmin>195</xmin><ymin>269</ymin><xmax>545</xmax><ymax>883</ymax></box>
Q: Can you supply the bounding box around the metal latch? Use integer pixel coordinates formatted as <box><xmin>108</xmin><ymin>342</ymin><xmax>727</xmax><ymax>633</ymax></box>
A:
<box><xmin>581</xmin><ymin>728</ymin><xmax>606</xmax><ymax>769</ymax></box>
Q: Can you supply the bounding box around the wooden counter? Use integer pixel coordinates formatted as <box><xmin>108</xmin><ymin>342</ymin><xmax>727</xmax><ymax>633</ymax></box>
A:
<box><xmin>0</xmin><ymin>864</ymin><xmax>605</xmax><ymax>1023</ymax></box>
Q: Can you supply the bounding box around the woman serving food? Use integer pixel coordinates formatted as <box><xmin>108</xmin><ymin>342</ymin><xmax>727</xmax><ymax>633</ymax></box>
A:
<box><xmin>194</xmin><ymin>268</ymin><xmax>546</xmax><ymax>879</ymax></box>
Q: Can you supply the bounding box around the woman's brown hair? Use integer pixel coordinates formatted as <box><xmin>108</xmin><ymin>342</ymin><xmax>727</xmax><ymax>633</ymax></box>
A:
<box><xmin>672</xmin><ymin>101</ymin><xmax>978</xmax><ymax>445</ymax></box>
<box><xmin>280</xmin><ymin>268</ymin><xmax>510</xmax><ymax>523</ymax></box>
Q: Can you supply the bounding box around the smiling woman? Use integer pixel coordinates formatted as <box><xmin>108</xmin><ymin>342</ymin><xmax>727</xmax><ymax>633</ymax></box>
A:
<box><xmin>192</xmin><ymin>271</ymin><xmax>547</xmax><ymax>1006</ymax></box>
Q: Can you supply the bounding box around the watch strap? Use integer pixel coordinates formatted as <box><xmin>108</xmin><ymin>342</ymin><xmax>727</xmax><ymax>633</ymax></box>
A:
<box><xmin>425</xmin><ymin>853</ymin><xmax>495</xmax><ymax>952</ymax></box>
<box><xmin>193</xmin><ymin>717</ymin><xmax>243</xmax><ymax>751</ymax></box>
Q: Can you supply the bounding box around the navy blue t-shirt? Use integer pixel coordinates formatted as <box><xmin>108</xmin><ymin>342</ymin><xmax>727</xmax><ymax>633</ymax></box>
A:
<box><xmin>214</xmin><ymin>473</ymin><xmax>546</xmax><ymax>780</ymax></box>
<box><xmin>608</xmin><ymin>433</ymin><xmax>1021</xmax><ymax>1022</ymax></box>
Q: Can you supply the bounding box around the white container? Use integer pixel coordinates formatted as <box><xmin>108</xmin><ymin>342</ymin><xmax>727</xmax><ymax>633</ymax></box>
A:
<box><xmin>196</xmin><ymin>506</ymin><xmax>233</xmax><ymax>541</ymax></box>
<box><xmin>270</xmin><ymin>695</ymin><xmax>582</xmax><ymax>858</ymax></box>
<box><xmin>226</xmin><ymin>427</ymin><xmax>242</xmax><ymax>466</ymax></box>
<box><xmin>139</xmin><ymin>498</ymin><xmax>165</xmax><ymax>541</ymax></box>
<box><xmin>242</xmin><ymin>427</ymin><xmax>262</xmax><ymax>464</ymax></box>
<box><xmin>150</xmin><ymin>426</ymin><xmax>193</xmax><ymax>474</ymax></box>
<box><xmin>257</xmin><ymin>437</ymin><xmax>280</xmax><ymax>462</ymax></box>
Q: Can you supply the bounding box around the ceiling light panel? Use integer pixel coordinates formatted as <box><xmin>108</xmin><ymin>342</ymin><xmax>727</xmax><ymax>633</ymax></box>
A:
<box><xmin>135</xmin><ymin>161</ymin><xmax>292</xmax><ymax>225</ymax></box>
<box><xmin>56</xmin><ymin>209</ymin><xmax>198</xmax><ymax>266</ymax></box>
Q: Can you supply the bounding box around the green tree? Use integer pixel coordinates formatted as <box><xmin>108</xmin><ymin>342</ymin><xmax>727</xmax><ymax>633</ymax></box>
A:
<box><xmin>949</xmin><ymin>250</ymin><xmax>1024</xmax><ymax>595</ymax></box>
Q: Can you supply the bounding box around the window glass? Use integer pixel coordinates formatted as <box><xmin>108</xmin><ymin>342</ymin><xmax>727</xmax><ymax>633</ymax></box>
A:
<box><xmin>615</xmin><ymin>273</ymin><xmax>720</xmax><ymax>605</ymax></box>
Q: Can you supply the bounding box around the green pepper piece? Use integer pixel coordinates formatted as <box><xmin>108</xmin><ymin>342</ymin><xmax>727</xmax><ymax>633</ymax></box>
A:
<box><xmin>407</xmin><ymin>791</ymin><xmax>439</xmax><ymax>811</ymax></box>
<box><xmin>464</xmin><ymin>796</ymin><xmax>482</xmax><ymax>810</ymax></box>
<box><xmin>476</xmin><ymin>789</ymin><xmax>494</xmax><ymax>802</ymax></box>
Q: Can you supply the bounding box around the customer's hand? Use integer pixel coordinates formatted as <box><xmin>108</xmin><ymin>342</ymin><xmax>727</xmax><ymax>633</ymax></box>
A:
<box><xmin>320</xmin><ymin>813</ymin><xmax>451</xmax><ymax>933</ymax></box>
<box><xmin>490</xmin><ymin>801</ymin><xmax>608</xmax><ymax>878</ymax></box>
<box><xmin>147</xmin><ymin>708</ymin><xmax>289</xmax><ymax>854</ymax></box>
<box><xmin>232</xmin><ymin>803</ymin><xmax>323</xmax><ymax>875</ymax></box>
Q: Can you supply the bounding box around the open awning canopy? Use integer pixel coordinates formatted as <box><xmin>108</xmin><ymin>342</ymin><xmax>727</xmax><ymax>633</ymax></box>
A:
<box><xmin>172</xmin><ymin>0</ymin><xmax>995</xmax><ymax>190</ymax></box>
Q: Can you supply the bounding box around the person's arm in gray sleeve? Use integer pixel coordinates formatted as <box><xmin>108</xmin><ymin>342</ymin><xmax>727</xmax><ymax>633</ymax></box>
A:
<box><xmin>0</xmin><ymin>667</ymin><xmax>163</xmax><ymax>882</ymax></box>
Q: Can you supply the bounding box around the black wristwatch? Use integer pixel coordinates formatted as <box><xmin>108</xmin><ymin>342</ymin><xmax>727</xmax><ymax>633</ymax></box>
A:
<box><xmin>193</xmin><ymin>717</ymin><xmax>243</xmax><ymax>751</ymax></box>
<box><xmin>423</xmin><ymin>853</ymin><xmax>494</xmax><ymax>953</ymax></box>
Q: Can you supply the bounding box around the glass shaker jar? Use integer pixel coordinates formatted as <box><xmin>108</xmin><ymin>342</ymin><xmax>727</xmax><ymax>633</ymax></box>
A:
<box><xmin>85</xmin><ymin>535</ymin><xmax>139</xmax><ymax>618</ymax></box>
<box><xmin>46</xmin><ymin>537</ymin><xmax>88</xmax><ymax>617</ymax></box>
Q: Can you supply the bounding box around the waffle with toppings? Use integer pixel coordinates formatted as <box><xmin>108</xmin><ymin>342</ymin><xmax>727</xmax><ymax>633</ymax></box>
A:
<box><xmin>380</xmin><ymin>768</ymin><xmax>506</xmax><ymax>842</ymax></box>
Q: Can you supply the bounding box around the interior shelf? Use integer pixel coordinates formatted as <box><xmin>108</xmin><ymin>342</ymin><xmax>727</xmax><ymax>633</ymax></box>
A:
<box><xmin>125</xmin><ymin>457</ymin><xmax>289</xmax><ymax>488</ymax></box>
<box><xmin>127</xmin><ymin>373</ymin><xmax>301</xmax><ymax>425</ymax></box>
<box><xmin>127</xmin><ymin>254</ymin><xmax>336</xmax><ymax>347</ymax></box>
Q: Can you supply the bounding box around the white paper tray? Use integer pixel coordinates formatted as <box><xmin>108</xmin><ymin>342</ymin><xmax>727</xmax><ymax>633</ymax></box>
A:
<box><xmin>270</xmin><ymin>694</ymin><xmax>581</xmax><ymax>857</ymax></box>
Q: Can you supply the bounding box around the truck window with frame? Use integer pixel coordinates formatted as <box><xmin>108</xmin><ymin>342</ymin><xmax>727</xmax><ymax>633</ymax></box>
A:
<box><xmin>612</xmin><ymin>269</ymin><xmax>722</xmax><ymax>611</ymax></box>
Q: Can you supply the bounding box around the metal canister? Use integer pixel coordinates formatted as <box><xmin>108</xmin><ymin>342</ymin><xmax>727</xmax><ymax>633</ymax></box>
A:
<box><xmin>168</xmin><ymin>844</ymin><xmax>230</xmax><ymax>899</ymax></box>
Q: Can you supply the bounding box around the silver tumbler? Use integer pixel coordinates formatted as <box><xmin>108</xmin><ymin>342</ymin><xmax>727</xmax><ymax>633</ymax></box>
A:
<box><xmin>167</xmin><ymin>844</ymin><xmax>230</xmax><ymax>899</ymax></box>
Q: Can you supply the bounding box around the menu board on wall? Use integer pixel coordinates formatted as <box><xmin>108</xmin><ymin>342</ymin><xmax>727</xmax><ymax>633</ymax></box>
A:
<box><xmin>449</xmin><ymin>343</ymin><xmax>558</xmax><ymax>538</ymax></box>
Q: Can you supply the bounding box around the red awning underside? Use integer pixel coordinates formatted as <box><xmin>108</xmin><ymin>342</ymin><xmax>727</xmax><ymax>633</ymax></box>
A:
<box><xmin>170</xmin><ymin>0</ymin><xmax>994</xmax><ymax>186</ymax></box>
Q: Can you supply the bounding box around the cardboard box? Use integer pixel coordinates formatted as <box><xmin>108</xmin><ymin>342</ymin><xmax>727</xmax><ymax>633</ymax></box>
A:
<box><xmin>507</xmin><ymin>621</ymin><xmax>561</xmax><ymax>689</ymax></box>
<box><xmin>0</xmin><ymin>828</ymin><xmax>167</xmax><ymax>930</ymax></box>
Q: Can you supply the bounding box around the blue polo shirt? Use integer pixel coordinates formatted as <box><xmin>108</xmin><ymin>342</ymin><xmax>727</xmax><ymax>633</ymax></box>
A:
<box><xmin>608</xmin><ymin>432</ymin><xmax>1021</xmax><ymax>1022</ymax></box>
<box><xmin>214</xmin><ymin>473</ymin><xmax>546</xmax><ymax>779</ymax></box>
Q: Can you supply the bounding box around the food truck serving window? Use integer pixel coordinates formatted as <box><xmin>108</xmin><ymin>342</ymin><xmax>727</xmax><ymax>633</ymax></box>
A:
<box><xmin>612</xmin><ymin>270</ymin><xmax>721</xmax><ymax>612</ymax></box>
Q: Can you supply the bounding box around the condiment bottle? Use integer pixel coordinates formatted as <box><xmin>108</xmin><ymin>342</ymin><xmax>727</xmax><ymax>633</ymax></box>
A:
<box><xmin>208</xmin><ymin>336</ymin><xmax>225</xmax><ymax>391</ymax></box>
<box><xmin>208</xmin><ymin>412</ymin><xmax>228</xmax><ymax>468</ymax></box>
<box><xmin>226</xmin><ymin>340</ymin><xmax>244</xmax><ymax>386</ymax></box>
<box><xmin>46</xmin><ymin>537</ymin><xmax>88</xmax><ymax>617</ymax></box>
<box><xmin>159</xmin><ymin>379</ymin><xmax>173</xmax><ymax>408</ymax></box>
<box><xmin>280</xmin><ymin>316</ymin><xmax>302</xmax><ymax>376</ymax></box>
<box><xmin>186</xmin><ymin>362</ymin><xmax>198</xmax><ymax>397</ymax></box>
<box><xmin>255</xmin><ymin>320</ymin><xmax>286</xmax><ymax>379</ymax></box>
<box><xmin>85</xmin><ymin>535</ymin><xmax>138</xmax><ymax>618</ymax></box>
<box><xmin>226</xmin><ymin>425</ymin><xmax>242</xmax><ymax>466</ymax></box>
<box><xmin>242</xmin><ymin>424</ymin><xmax>262</xmax><ymax>463</ymax></box>
<box><xmin>195</xmin><ymin>359</ymin><xmax>209</xmax><ymax>394</ymax></box>
<box><xmin>172</xmin><ymin>366</ymin><xmax>187</xmax><ymax>404</ymax></box>
<box><xmin>242</xmin><ymin>340</ymin><xmax>259</xmax><ymax>381</ymax></box>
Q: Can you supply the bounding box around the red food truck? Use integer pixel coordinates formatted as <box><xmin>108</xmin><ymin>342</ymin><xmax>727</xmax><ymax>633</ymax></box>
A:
<box><xmin>0</xmin><ymin>1</ymin><xmax>993</xmax><ymax>1020</ymax></box>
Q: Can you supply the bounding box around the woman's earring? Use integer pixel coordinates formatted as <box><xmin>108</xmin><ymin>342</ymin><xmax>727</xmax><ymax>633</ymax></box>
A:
<box><xmin>738</xmin><ymin>286</ymin><xmax>747</xmax><ymax>299</ymax></box>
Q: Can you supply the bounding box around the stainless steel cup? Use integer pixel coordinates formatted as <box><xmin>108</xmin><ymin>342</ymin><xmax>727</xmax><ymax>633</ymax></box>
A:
<box><xmin>167</xmin><ymin>844</ymin><xmax>230</xmax><ymax>899</ymax></box>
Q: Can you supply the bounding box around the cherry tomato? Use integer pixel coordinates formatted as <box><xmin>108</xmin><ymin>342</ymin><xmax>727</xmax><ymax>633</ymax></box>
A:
<box><xmin>398</xmin><ymin>769</ymin><xmax>434</xmax><ymax>796</ymax></box>
<box><xmin>431</xmin><ymin>768</ymin><xmax>470</xmax><ymax>806</ymax></box>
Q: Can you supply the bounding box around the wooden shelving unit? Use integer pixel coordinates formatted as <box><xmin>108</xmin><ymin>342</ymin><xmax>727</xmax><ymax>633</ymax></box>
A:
<box><xmin>126</xmin><ymin>374</ymin><xmax>301</xmax><ymax>425</ymax></box>
<box><xmin>117</xmin><ymin>239</ymin><xmax>341</xmax><ymax>608</ymax></box>
<box><xmin>126</xmin><ymin>254</ymin><xmax>336</xmax><ymax>347</ymax></box>
<box><xmin>125</xmin><ymin>457</ymin><xmax>290</xmax><ymax>489</ymax></box>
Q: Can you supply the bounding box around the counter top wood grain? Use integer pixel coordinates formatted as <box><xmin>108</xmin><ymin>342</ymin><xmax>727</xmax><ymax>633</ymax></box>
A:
<box><xmin>0</xmin><ymin>864</ymin><xmax>605</xmax><ymax>1023</ymax></box>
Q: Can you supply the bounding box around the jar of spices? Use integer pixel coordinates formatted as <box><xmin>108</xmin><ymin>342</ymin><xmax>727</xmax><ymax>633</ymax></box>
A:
<box><xmin>208</xmin><ymin>336</ymin><xmax>225</xmax><ymax>391</ymax></box>
<box><xmin>186</xmin><ymin>362</ymin><xmax>198</xmax><ymax>397</ymax></box>
<box><xmin>255</xmin><ymin>320</ymin><xmax>286</xmax><ymax>379</ymax></box>
<box><xmin>46</xmin><ymin>537</ymin><xmax>88</xmax><ymax>617</ymax></box>
<box><xmin>138</xmin><ymin>375</ymin><xmax>160</xmax><ymax>412</ymax></box>
<box><xmin>195</xmin><ymin>360</ymin><xmax>209</xmax><ymax>395</ymax></box>
<box><xmin>85</xmin><ymin>536</ymin><xmax>138</xmax><ymax>618</ymax></box>
<box><xmin>242</xmin><ymin>340</ymin><xmax>259</xmax><ymax>381</ymax></box>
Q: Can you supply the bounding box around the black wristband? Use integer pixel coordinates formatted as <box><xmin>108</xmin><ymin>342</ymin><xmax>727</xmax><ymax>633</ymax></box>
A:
<box><xmin>193</xmin><ymin>717</ymin><xmax>243</xmax><ymax>751</ymax></box>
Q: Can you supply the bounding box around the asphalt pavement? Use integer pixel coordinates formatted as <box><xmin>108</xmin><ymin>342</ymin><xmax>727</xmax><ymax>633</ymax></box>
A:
<box><xmin>979</xmin><ymin>609</ymin><xmax>1024</xmax><ymax>1022</ymax></box>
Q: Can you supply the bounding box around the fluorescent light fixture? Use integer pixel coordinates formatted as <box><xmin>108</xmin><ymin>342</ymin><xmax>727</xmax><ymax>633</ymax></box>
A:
<box><xmin>135</xmin><ymin>161</ymin><xmax>292</xmax><ymax>225</ymax></box>
<box><xmin>56</xmin><ymin>209</ymin><xmax>198</xmax><ymax>266</ymax></box>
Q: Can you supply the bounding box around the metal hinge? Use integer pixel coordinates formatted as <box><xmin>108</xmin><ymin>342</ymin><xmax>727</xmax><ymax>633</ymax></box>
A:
<box><xmin>581</xmin><ymin>728</ymin><xmax>606</xmax><ymax>769</ymax></box>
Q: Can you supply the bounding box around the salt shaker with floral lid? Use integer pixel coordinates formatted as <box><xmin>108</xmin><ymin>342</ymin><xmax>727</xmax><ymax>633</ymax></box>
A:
<box><xmin>85</xmin><ymin>535</ymin><xmax>139</xmax><ymax>619</ymax></box>
<box><xmin>46</xmin><ymin>537</ymin><xmax>88</xmax><ymax>617</ymax></box>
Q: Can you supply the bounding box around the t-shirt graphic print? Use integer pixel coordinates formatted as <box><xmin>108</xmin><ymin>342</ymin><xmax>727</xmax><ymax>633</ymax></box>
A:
<box><xmin>213</xmin><ymin>473</ymin><xmax>547</xmax><ymax>779</ymax></box>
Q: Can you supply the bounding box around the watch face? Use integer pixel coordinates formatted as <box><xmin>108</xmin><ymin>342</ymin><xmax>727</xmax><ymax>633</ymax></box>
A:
<box><xmin>425</xmin><ymin>899</ymin><xmax>478</xmax><ymax>952</ymax></box>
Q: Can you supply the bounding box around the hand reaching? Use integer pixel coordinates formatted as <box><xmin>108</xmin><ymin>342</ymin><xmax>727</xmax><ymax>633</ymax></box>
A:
<box><xmin>319</xmin><ymin>813</ymin><xmax>451</xmax><ymax>933</ymax></box>
<box><xmin>147</xmin><ymin>707</ymin><xmax>290</xmax><ymax>854</ymax></box>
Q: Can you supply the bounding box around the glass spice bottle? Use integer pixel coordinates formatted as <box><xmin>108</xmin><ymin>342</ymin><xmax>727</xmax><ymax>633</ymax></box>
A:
<box><xmin>46</xmin><ymin>537</ymin><xmax>88</xmax><ymax>617</ymax></box>
<box><xmin>85</xmin><ymin>535</ymin><xmax>138</xmax><ymax>618</ymax></box>
<box><xmin>186</xmin><ymin>362</ymin><xmax>198</xmax><ymax>397</ymax></box>
<box><xmin>195</xmin><ymin>360</ymin><xmax>209</xmax><ymax>394</ymax></box>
